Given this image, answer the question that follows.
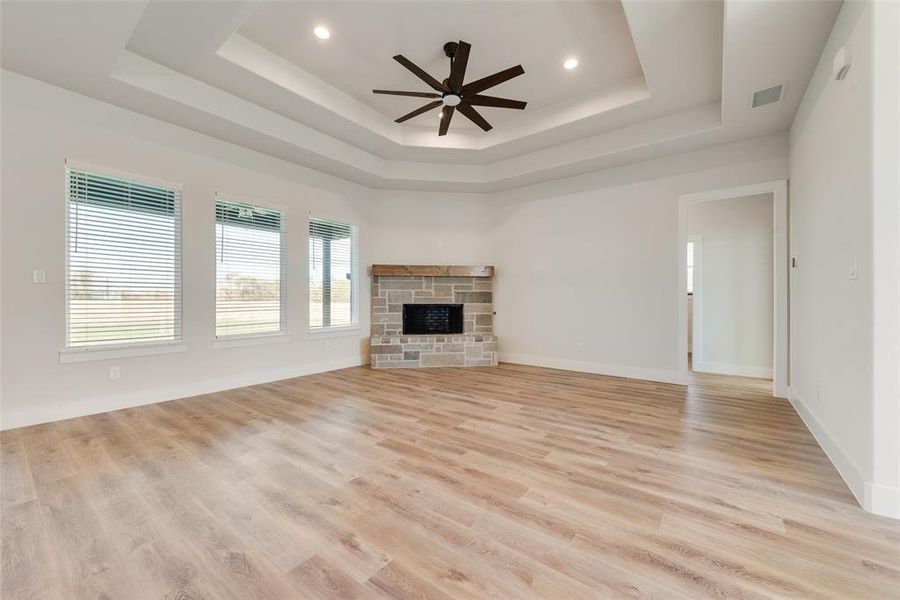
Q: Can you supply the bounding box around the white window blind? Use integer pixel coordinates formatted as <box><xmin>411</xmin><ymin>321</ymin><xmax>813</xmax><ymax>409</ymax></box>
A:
<box><xmin>215</xmin><ymin>197</ymin><xmax>285</xmax><ymax>337</ymax></box>
<box><xmin>66</xmin><ymin>166</ymin><xmax>182</xmax><ymax>348</ymax></box>
<box><xmin>309</xmin><ymin>217</ymin><xmax>357</xmax><ymax>329</ymax></box>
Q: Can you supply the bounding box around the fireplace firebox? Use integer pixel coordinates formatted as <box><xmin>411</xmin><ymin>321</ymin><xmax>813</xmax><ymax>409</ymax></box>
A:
<box><xmin>402</xmin><ymin>304</ymin><xmax>463</xmax><ymax>335</ymax></box>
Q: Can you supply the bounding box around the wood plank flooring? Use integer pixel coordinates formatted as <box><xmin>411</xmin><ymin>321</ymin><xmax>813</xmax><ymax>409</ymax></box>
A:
<box><xmin>2</xmin><ymin>363</ymin><xmax>899</xmax><ymax>599</ymax></box>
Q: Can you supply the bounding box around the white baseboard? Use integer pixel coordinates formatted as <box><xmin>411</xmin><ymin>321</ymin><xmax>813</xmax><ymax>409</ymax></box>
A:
<box><xmin>866</xmin><ymin>482</ymin><xmax>900</xmax><ymax>518</ymax></box>
<box><xmin>693</xmin><ymin>360</ymin><xmax>773</xmax><ymax>379</ymax></box>
<box><xmin>788</xmin><ymin>386</ymin><xmax>900</xmax><ymax>519</ymax></box>
<box><xmin>787</xmin><ymin>387</ymin><xmax>866</xmax><ymax>504</ymax></box>
<box><xmin>500</xmin><ymin>353</ymin><xmax>686</xmax><ymax>385</ymax></box>
<box><xmin>1</xmin><ymin>356</ymin><xmax>366</xmax><ymax>431</ymax></box>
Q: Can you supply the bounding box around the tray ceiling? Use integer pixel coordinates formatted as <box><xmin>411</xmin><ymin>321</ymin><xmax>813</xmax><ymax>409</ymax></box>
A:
<box><xmin>0</xmin><ymin>0</ymin><xmax>841</xmax><ymax>191</ymax></box>
<box><xmin>238</xmin><ymin>1</ymin><xmax>644</xmax><ymax>128</ymax></box>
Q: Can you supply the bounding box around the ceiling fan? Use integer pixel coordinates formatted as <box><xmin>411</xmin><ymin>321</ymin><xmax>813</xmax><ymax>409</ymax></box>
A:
<box><xmin>373</xmin><ymin>40</ymin><xmax>526</xmax><ymax>136</ymax></box>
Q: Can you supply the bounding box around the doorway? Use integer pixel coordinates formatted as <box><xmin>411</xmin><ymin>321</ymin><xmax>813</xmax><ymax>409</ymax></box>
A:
<box><xmin>677</xmin><ymin>180</ymin><xmax>789</xmax><ymax>397</ymax></box>
<box><xmin>687</xmin><ymin>195</ymin><xmax>774</xmax><ymax>378</ymax></box>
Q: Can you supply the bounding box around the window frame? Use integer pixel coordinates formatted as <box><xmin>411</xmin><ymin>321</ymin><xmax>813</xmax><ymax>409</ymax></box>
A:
<box><xmin>61</xmin><ymin>160</ymin><xmax>184</xmax><ymax>358</ymax></box>
<box><xmin>213</xmin><ymin>193</ymin><xmax>288</xmax><ymax>342</ymax></box>
<box><xmin>307</xmin><ymin>215</ymin><xmax>359</xmax><ymax>334</ymax></box>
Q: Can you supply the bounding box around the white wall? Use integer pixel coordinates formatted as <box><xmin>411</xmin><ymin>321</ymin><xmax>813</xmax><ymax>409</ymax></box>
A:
<box><xmin>368</xmin><ymin>189</ymin><xmax>493</xmax><ymax>265</ymax></box>
<box><xmin>491</xmin><ymin>134</ymin><xmax>788</xmax><ymax>384</ymax></box>
<box><xmin>1</xmin><ymin>71</ymin><xmax>373</xmax><ymax>429</ymax></box>
<box><xmin>789</xmin><ymin>0</ymin><xmax>900</xmax><ymax>518</ymax></box>
<box><xmin>688</xmin><ymin>194</ymin><xmax>773</xmax><ymax>378</ymax></box>
<box><xmin>870</xmin><ymin>0</ymin><xmax>900</xmax><ymax>519</ymax></box>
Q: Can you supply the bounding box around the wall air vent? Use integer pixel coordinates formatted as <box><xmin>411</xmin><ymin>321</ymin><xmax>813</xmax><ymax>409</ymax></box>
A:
<box><xmin>751</xmin><ymin>84</ymin><xmax>784</xmax><ymax>108</ymax></box>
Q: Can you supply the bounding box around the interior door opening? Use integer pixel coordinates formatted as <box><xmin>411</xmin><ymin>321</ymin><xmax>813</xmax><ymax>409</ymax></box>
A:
<box><xmin>687</xmin><ymin>193</ymin><xmax>775</xmax><ymax>380</ymax></box>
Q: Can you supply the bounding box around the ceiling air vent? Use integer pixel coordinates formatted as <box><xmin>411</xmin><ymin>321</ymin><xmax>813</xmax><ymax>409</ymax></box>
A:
<box><xmin>751</xmin><ymin>84</ymin><xmax>784</xmax><ymax>108</ymax></box>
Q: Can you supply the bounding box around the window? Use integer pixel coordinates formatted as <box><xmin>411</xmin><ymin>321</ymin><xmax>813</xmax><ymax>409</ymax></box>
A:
<box><xmin>66</xmin><ymin>165</ymin><xmax>181</xmax><ymax>348</ymax></box>
<box><xmin>215</xmin><ymin>197</ymin><xmax>285</xmax><ymax>337</ymax></box>
<box><xmin>309</xmin><ymin>217</ymin><xmax>357</xmax><ymax>329</ymax></box>
<box><xmin>686</xmin><ymin>240</ymin><xmax>695</xmax><ymax>294</ymax></box>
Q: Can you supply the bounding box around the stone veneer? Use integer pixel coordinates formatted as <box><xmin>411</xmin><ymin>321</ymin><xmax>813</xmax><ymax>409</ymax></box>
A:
<box><xmin>370</xmin><ymin>275</ymin><xmax>497</xmax><ymax>368</ymax></box>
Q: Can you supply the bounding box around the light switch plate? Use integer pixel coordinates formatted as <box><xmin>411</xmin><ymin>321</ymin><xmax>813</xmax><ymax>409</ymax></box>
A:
<box><xmin>32</xmin><ymin>269</ymin><xmax>46</xmax><ymax>284</ymax></box>
<box><xmin>848</xmin><ymin>257</ymin><xmax>858</xmax><ymax>280</ymax></box>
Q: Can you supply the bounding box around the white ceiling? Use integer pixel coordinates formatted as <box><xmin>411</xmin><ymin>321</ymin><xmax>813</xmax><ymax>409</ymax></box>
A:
<box><xmin>0</xmin><ymin>0</ymin><xmax>841</xmax><ymax>191</ymax></box>
<box><xmin>239</xmin><ymin>1</ymin><xmax>644</xmax><ymax>128</ymax></box>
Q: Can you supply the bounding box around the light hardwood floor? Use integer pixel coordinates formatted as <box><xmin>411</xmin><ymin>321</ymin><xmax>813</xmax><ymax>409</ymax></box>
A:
<box><xmin>2</xmin><ymin>364</ymin><xmax>899</xmax><ymax>599</ymax></box>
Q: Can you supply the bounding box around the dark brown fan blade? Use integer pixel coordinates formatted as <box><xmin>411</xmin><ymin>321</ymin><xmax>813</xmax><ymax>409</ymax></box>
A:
<box><xmin>395</xmin><ymin>100</ymin><xmax>442</xmax><ymax>123</ymax></box>
<box><xmin>461</xmin><ymin>64</ymin><xmax>524</xmax><ymax>95</ymax></box>
<box><xmin>393</xmin><ymin>55</ymin><xmax>447</xmax><ymax>92</ymax></box>
<box><xmin>466</xmin><ymin>94</ymin><xmax>527</xmax><ymax>110</ymax></box>
<box><xmin>373</xmin><ymin>90</ymin><xmax>441</xmax><ymax>99</ymax></box>
<box><xmin>438</xmin><ymin>106</ymin><xmax>455</xmax><ymax>136</ymax></box>
<box><xmin>457</xmin><ymin>103</ymin><xmax>492</xmax><ymax>132</ymax></box>
<box><xmin>448</xmin><ymin>40</ymin><xmax>471</xmax><ymax>91</ymax></box>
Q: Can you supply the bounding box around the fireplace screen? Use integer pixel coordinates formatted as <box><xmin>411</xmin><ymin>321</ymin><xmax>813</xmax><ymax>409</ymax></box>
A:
<box><xmin>402</xmin><ymin>304</ymin><xmax>463</xmax><ymax>335</ymax></box>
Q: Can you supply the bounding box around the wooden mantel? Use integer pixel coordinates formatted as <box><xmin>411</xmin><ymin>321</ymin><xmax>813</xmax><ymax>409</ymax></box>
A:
<box><xmin>370</xmin><ymin>264</ymin><xmax>494</xmax><ymax>277</ymax></box>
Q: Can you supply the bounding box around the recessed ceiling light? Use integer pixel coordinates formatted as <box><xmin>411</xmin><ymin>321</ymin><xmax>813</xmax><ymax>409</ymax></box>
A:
<box><xmin>314</xmin><ymin>26</ymin><xmax>330</xmax><ymax>40</ymax></box>
<box><xmin>563</xmin><ymin>58</ymin><xmax>579</xmax><ymax>70</ymax></box>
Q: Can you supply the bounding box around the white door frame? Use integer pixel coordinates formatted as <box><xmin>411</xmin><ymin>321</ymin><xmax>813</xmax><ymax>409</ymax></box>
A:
<box><xmin>687</xmin><ymin>234</ymin><xmax>703</xmax><ymax>363</ymax></box>
<box><xmin>677</xmin><ymin>179</ymin><xmax>789</xmax><ymax>398</ymax></box>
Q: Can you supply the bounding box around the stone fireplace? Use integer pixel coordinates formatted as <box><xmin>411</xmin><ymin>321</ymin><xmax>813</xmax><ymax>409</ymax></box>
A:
<box><xmin>370</xmin><ymin>265</ymin><xmax>497</xmax><ymax>368</ymax></box>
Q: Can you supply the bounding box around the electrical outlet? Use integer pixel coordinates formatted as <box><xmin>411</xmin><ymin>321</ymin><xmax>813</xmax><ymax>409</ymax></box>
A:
<box><xmin>109</xmin><ymin>366</ymin><xmax>120</xmax><ymax>380</ymax></box>
<box><xmin>576</xmin><ymin>342</ymin><xmax>586</xmax><ymax>353</ymax></box>
<box><xmin>32</xmin><ymin>269</ymin><xmax>46</xmax><ymax>284</ymax></box>
<box><xmin>848</xmin><ymin>256</ymin><xmax>858</xmax><ymax>280</ymax></box>
<box><xmin>436</xmin><ymin>240</ymin><xmax>444</xmax><ymax>248</ymax></box>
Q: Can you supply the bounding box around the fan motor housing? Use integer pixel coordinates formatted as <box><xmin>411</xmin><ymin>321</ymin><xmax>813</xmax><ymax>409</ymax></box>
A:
<box><xmin>443</xmin><ymin>41</ymin><xmax>459</xmax><ymax>59</ymax></box>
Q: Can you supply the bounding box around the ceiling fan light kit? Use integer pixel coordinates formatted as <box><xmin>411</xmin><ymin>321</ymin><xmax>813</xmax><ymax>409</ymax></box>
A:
<box><xmin>373</xmin><ymin>40</ymin><xmax>527</xmax><ymax>136</ymax></box>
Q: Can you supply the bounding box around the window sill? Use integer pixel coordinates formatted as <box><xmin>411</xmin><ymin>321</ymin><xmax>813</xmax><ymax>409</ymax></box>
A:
<box><xmin>211</xmin><ymin>334</ymin><xmax>292</xmax><ymax>349</ymax></box>
<box><xmin>307</xmin><ymin>325</ymin><xmax>361</xmax><ymax>338</ymax></box>
<box><xmin>59</xmin><ymin>342</ymin><xmax>188</xmax><ymax>363</ymax></box>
